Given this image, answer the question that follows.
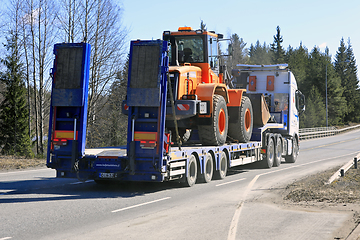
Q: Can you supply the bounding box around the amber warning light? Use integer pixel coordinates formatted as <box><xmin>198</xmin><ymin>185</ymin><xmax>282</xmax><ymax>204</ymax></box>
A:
<box><xmin>178</xmin><ymin>27</ymin><xmax>193</xmax><ymax>31</ymax></box>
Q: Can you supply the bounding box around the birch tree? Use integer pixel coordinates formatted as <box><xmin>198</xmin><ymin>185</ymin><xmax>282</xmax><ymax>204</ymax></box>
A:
<box><xmin>58</xmin><ymin>0</ymin><xmax>128</xmax><ymax>147</ymax></box>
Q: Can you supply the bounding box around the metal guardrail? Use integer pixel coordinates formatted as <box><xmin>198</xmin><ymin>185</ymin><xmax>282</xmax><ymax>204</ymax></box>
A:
<box><xmin>326</xmin><ymin>153</ymin><xmax>360</xmax><ymax>184</ymax></box>
<box><xmin>299</xmin><ymin>124</ymin><xmax>360</xmax><ymax>140</ymax></box>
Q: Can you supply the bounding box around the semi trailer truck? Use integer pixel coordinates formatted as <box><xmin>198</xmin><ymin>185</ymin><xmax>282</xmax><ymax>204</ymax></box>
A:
<box><xmin>47</xmin><ymin>27</ymin><xmax>305</xmax><ymax>186</ymax></box>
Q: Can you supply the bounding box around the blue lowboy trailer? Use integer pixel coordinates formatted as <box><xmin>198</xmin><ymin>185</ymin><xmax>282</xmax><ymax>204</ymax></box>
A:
<box><xmin>47</xmin><ymin>39</ymin><xmax>304</xmax><ymax>187</ymax></box>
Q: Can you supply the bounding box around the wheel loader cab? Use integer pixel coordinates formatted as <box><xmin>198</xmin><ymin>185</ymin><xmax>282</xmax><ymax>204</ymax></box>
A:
<box><xmin>163</xmin><ymin>27</ymin><xmax>220</xmax><ymax>81</ymax></box>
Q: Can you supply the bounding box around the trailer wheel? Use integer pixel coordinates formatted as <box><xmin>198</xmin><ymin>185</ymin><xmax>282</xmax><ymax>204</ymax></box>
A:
<box><xmin>228</xmin><ymin>96</ymin><xmax>253</xmax><ymax>143</ymax></box>
<box><xmin>214</xmin><ymin>151</ymin><xmax>228</xmax><ymax>180</ymax></box>
<box><xmin>198</xmin><ymin>94</ymin><xmax>228</xmax><ymax>146</ymax></box>
<box><xmin>183</xmin><ymin>154</ymin><xmax>197</xmax><ymax>187</ymax></box>
<box><xmin>285</xmin><ymin>138</ymin><xmax>299</xmax><ymax>163</ymax></box>
<box><xmin>263</xmin><ymin>136</ymin><xmax>274</xmax><ymax>168</ymax></box>
<box><xmin>200</xmin><ymin>153</ymin><xmax>214</xmax><ymax>183</ymax></box>
<box><xmin>273</xmin><ymin>135</ymin><xmax>282</xmax><ymax>167</ymax></box>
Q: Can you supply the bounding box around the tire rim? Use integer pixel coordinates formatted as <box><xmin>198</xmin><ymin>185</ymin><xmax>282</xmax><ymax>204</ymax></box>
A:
<box><xmin>189</xmin><ymin>160</ymin><xmax>196</xmax><ymax>181</ymax></box>
<box><xmin>244</xmin><ymin>108</ymin><xmax>251</xmax><ymax>132</ymax></box>
<box><xmin>205</xmin><ymin>159</ymin><xmax>212</xmax><ymax>179</ymax></box>
<box><xmin>218</xmin><ymin>108</ymin><xmax>226</xmax><ymax>135</ymax></box>
<box><xmin>269</xmin><ymin>140</ymin><xmax>274</xmax><ymax>165</ymax></box>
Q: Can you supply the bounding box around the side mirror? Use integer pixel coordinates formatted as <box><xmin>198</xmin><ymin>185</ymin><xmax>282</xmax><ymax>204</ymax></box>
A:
<box><xmin>296</xmin><ymin>90</ymin><xmax>306</xmax><ymax>114</ymax></box>
<box><xmin>228</xmin><ymin>44</ymin><xmax>233</xmax><ymax>56</ymax></box>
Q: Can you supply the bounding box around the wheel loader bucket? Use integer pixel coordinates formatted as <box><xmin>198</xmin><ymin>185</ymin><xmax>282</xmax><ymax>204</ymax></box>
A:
<box><xmin>247</xmin><ymin>93</ymin><xmax>271</xmax><ymax>127</ymax></box>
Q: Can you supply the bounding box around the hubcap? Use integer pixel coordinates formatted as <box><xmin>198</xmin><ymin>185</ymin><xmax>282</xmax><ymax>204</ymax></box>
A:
<box><xmin>218</xmin><ymin>108</ymin><xmax>226</xmax><ymax>135</ymax></box>
<box><xmin>244</xmin><ymin>108</ymin><xmax>251</xmax><ymax>131</ymax></box>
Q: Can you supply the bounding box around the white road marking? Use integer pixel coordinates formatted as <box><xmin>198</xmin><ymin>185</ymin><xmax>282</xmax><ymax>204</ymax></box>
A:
<box><xmin>216</xmin><ymin>178</ymin><xmax>246</xmax><ymax>187</ymax></box>
<box><xmin>0</xmin><ymin>237</ymin><xmax>12</xmax><ymax>240</ymax></box>
<box><xmin>70</xmin><ymin>180</ymin><xmax>94</xmax><ymax>185</ymax></box>
<box><xmin>227</xmin><ymin>175</ymin><xmax>259</xmax><ymax>240</ymax></box>
<box><xmin>227</xmin><ymin>151</ymin><xmax>359</xmax><ymax>240</ymax></box>
<box><xmin>0</xmin><ymin>168</ymin><xmax>51</xmax><ymax>175</ymax></box>
<box><xmin>112</xmin><ymin>197</ymin><xmax>171</xmax><ymax>213</ymax></box>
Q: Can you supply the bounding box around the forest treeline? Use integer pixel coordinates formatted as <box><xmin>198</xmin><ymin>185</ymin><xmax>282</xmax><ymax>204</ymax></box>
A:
<box><xmin>0</xmin><ymin>6</ymin><xmax>358</xmax><ymax>158</ymax></box>
<box><xmin>0</xmin><ymin>0</ymin><xmax>128</xmax><ymax>157</ymax></box>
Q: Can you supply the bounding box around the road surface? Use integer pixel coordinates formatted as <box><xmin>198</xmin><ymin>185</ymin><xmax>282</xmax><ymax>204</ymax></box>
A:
<box><xmin>1</xmin><ymin>129</ymin><xmax>359</xmax><ymax>240</ymax></box>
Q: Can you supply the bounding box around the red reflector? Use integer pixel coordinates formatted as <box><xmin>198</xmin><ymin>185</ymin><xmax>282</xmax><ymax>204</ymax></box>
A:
<box><xmin>124</xmin><ymin>104</ymin><xmax>129</xmax><ymax>110</ymax></box>
<box><xmin>177</xmin><ymin>104</ymin><xmax>190</xmax><ymax>111</ymax></box>
<box><xmin>53</xmin><ymin>138</ymin><xmax>68</xmax><ymax>146</ymax></box>
<box><xmin>140</xmin><ymin>140</ymin><xmax>157</xmax><ymax>149</ymax></box>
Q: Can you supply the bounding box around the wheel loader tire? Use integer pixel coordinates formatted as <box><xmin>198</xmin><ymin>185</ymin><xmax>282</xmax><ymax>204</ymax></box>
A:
<box><xmin>228</xmin><ymin>96</ymin><xmax>253</xmax><ymax>143</ymax></box>
<box><xmin>198</xmin><ymin>95</ymin><xmax>228</xmax><ymax>146</ymax></box>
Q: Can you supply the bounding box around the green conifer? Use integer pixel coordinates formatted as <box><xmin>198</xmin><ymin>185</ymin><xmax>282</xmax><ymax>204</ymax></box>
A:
<box><xmin>0</xmin><ymin>34</ymin><xmax>33</xmax><ymax>157</ymax></box>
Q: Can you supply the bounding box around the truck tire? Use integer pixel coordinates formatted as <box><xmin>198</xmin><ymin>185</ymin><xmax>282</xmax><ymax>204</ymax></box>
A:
<box><xmin>198</xmin><ymin>94</ymin><xmax>228</xmax><ymax>146</ymax></box>
<box><xmin>228</xmin><ymin>96</ymin><xmax>253</xmax><ymax>143</ymax></box>
<box><xmin>183</xmin><ymin>154</ymin><xmax>197</xmax><ymax>187</ymax></box>
<box><xmin>200</xmin><ymin>153</ymin><xmax>213</xmax><ymax>183</ymax></box>
<box><xmin>285</xmin><ymin>138</ymin><xmax>299</xmax><ymax>163</ymax></box>
<box><xmin>273</xmin><ymin>135</ymin><xmax>282</xmax><ymax>167</ymax></box>
<box><xmin>263</xmin><ymin>136</ymin><xmax>274</xmax><ymax>168</ymax></box>
<box><xmin>214</xmin><ymin>151</ymin><xmax>227</xmax><ymax>179</ymax></box>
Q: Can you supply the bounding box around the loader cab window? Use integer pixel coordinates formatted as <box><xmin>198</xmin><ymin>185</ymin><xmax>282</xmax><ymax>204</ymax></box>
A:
<box><xmin>208</xmin><ymin>35</ymin><xmax>219</xmax><ymax>73</ymax></box>
<box><xmin>167</xmin><ymin>35</ymin><xmax>205</xmax><ymax>64</ymax></box>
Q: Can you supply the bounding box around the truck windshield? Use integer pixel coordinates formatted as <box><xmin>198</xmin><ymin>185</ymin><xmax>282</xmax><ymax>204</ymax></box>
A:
<box><xmin>169</xmin><ymin>36</ymin><xmax>204</xmax><ymax>64</ymax></box>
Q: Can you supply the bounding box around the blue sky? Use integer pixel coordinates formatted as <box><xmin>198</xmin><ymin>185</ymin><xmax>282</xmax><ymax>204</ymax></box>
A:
<box><xmin>122</xmin><ymin>0</ymin><xmax>360</xmax><ymax>74</ymax></box>
<box><xmin>1</xmin><ymin>0</ymin><xmax>359</xmax><ymax>77</ymax></box>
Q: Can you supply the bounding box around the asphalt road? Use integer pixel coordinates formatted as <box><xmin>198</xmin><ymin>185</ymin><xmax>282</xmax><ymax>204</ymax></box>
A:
<box><xmin>1</xmin><ymin>129</ymin><xmax>359</xmax><ymax>240</ymax></box>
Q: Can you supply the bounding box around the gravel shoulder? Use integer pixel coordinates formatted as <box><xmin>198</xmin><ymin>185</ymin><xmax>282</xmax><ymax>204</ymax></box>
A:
<box><xmin>275</xmin><ymin>166</ymin><xmax>360</xmax><ymax>240</ymax></box>
<box><xmin>0</xmin><ymin>155</ymin><xmax>46</xmax><ymax>172</ymax></box>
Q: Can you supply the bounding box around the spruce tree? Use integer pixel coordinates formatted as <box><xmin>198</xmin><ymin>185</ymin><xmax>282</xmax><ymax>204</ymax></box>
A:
<box><xmin>300</xmin><ymin>86</ymin><xmax>326</xmax><ymax>128</ymax></box>
<box><xmin>287</xmin><ymin>42</ymin><xmax>308</xmax><ymax>89</ymax></box>
<box><xmin>270</xmin><ymin>26</ymin><xmax>286</xmax><ymax>64</ymax></box>
<box><xmin>335</xmin><ymin>38</ymin><xmax>360</xmax><ymax>122</ymax></box>
<box><xmin>248</xmin><ymin>40</ymin><xmax>271</xmax><ymax>64</ymax></box>
<box><xmin>0</xmin><ymin>34</ymin><xmax>33</xmax><ymax>157</ymax></box>
<box><xmin>200</xmin><ymin>20</ymin><xmax>207</xmax><ymax>31</ymax></box>
<box><xmin>227</xmin><ymin>33</ymin><xmax>247</xmax><ymax>69</ymax></box>
<box><xmin>306</xmin><ymin>47</ymin><xmax>346</xmax><ymax>126</ymax></box>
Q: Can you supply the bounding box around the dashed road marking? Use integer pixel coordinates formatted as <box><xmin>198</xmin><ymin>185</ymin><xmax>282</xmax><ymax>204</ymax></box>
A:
<box><xmin>112</xmin><ymin>197</ymin><xmax>171</xmax><ymax>213</ymax></box>
<box><xmin>216</xmin><ymin>178</ymin><xmax>246</xmax><ymax>187</ymax></box>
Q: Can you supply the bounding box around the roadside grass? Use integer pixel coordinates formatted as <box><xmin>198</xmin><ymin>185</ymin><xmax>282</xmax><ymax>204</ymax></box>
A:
<box><xmin>0</xmin><ymin>155</ymin><xmax>46</xmax><ymax>171</ymax></box>
<box><xmin>285</xmin><ymin>166</ymin><xmax>360</xmax><ymax>203</ymax></box>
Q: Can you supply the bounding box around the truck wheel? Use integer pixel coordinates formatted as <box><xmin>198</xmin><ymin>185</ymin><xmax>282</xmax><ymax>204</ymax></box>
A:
<box><xmin>198</xmin><ymin>94</ymin><xmax>228</xmax><ymax>146</ymax></box>
<box><xmin>285</xmin><ymin>138</ymin><xmax>299</xmax><ymax>163</ymax></box>
<box><xmin>214</xmin><ymin>151</ymin><xmax>228</xmax><ymax>179</ymax></box>
<box><xmin>263</xmin><ymin>136</ymin><xmax>274</xmax><ymax>168</ymax></box>
<box><xmin>273</xmin><ymin>135</ymin><xmax>282</xmax><ymax>167</ymax></box>
<box><xmin>183</xmin><ymin>154</ymin><xmax>197</xmax><ymax>187</ymax></box>
<box><xmin>200</xmin><ymin>153</ymin><xmax>213</xmax><ymax>183</ymax></box>
<box><xmin>228</xmin><ymin>96</ymin><xmax>253</xmax><ymax>143</ymax></box>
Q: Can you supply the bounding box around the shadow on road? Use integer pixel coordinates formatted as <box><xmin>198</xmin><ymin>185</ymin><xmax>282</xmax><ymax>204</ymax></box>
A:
<box><xmin>0</xmin><ymin>161</ymin><xmax>270</xmax><ymax>204</ymax></box>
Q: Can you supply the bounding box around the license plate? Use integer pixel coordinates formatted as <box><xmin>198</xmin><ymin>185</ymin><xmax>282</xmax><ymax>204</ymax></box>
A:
<box><xmin>99</xmin><ymin>172</ymin><xmax>115</xmax><ymax>178</ymax></box>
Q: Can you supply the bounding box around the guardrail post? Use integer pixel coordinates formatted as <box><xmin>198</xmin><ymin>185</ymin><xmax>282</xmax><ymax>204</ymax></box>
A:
<box><xmin>355</xmin><ymin>157</ymin><xmax>358</xmax><ymax>169</ymax></box>
<box><xmin>340</xmin><ymin>169</ymin><xmax>345</xmax><ymax>177</ymax></box>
